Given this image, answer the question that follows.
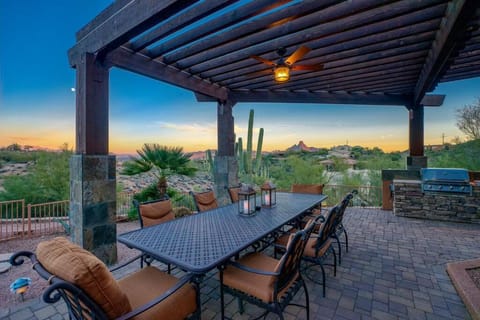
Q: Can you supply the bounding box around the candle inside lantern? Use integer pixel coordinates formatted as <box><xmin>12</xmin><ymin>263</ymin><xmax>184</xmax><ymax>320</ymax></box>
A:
<box><xmin>243</xmin><ymin>200</ymin><xmax>249</xmax><ymax>213</ymax></box>
<box><xmin>264</xmin><ymin>193</ymin><xmax>270</xmax><ymax>206</ymax></box>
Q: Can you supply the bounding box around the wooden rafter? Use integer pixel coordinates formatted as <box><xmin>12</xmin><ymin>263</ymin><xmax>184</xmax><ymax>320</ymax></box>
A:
<box><xmin>413</xmin><ymin>0</ymin><xmax>479</xmax><ymax>105</ymax></box>
<box><xmin>104</xmin><ymin>47</ymin><xmax>229</xmax><ymax>101</ymax></box>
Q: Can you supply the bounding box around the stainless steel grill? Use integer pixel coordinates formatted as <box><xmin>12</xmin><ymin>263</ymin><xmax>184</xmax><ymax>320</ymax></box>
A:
<box><xmin>421</xmin><ymin>168</ymin><xmax>472</xmax><ymax>194</ymax></box>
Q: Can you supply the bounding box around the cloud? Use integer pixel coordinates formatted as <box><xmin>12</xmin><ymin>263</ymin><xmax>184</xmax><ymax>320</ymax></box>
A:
<box><xmin>156</xmin><ymin>121</ymin><xmax>216</xmax><ymax>134</ymax></box>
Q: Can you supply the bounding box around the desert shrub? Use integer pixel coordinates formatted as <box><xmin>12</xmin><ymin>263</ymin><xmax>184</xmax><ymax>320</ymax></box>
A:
<box><xmin>0</xmin><ymin>150</ymin><xmax>71</xmax><ymax>203</ymax></box>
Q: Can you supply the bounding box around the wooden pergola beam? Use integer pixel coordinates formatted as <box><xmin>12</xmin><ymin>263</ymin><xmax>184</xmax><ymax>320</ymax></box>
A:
<box><xmin>413</xmin><ymin>0</ymin><xmax>478</xmax><ymax>105</ymax></box>
<box><xmin>196</xmin><ymin>91</ymin><xmax>412</xmax><ymax>106</ymax></box>
<box><xmin>104</xmin><ymin>47</ymin><xmax>229</xmax><ymax>101</ymax></box>
<box><xmin>68</xmin><ymin>0</ymin><xmax>197</xmax><ymax>66</ymax></box>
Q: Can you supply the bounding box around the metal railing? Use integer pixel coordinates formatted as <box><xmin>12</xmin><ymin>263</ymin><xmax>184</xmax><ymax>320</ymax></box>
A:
<box><xmin>0</xmin><ymin>185</ymin><xmax>382</xmax><ymax>241</ymax></box>
<box><xmin>323</xmin><ymin>184</ymin><xmax>382</xmax><ymax>208</ymax></box>
<box><xmin>0</xmin><ymin>199</ymin><xmax>69</xmax><ymax>242</ymax></box>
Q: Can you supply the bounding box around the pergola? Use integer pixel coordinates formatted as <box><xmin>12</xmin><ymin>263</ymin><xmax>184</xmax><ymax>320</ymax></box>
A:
<box><xmin>68</xmin><ymin>0</ymin><xmax>480</xmax><ymax>262</ymax></box>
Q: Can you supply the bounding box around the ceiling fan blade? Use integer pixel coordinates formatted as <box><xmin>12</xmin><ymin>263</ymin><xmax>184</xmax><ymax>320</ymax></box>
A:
<box><xmin>285</xmin><ymin>45</ymin><xmax>311</xmax><ymax>66</ymax></box>
<box><xmin>291</xmin><ymin>64</ymin><xmax>323</xmax><ymax>71</ymax></box>
<box><xmin>250</xmin><ymin>55</ymin><xmax>276</xmax><ymax>66</ymax></box>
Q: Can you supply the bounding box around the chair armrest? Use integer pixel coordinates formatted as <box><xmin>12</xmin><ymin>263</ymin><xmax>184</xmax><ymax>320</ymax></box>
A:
<box><xmin>226</xmin><ymin>260</ymin><xmax>280</xmax><ymax>276</ymax></box>
<box><xmin>109</xmin><ymin>254</ymin><xmax>144</xmax><ymax>272</ymax></box>
<box><xmin>116</xmin><ymin>273</ymin><xmax>196</xmax><ymax>320</ymax></box>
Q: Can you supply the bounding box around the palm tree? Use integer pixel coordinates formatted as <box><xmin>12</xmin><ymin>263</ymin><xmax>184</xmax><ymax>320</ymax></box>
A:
<box><xmin>122</xmin><ymin>144</ymin><xmax>197</xmax><ymax>197</ymax></box>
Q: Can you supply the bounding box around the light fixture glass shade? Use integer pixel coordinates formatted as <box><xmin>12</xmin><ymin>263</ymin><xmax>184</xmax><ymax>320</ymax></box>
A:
<box><xmin>261</xmin><ymin>181</ymin><xmax>277</xmax><ymax>207</ymax></box>
<box><xmin>238</xmin><ymin>185</ymin><xmax>257</xmax><ymax>216</ymax></box>
<box><xmin>274</xmin><ymin>66</ymin><xmax>290</xmax><ymax>82</ymax></box>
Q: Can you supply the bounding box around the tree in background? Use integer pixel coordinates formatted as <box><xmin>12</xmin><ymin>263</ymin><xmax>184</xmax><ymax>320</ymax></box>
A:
<box><xmin>122</xmin><ymin>144</ymin><xmax>197</xmax><ymax>198</ymax></box>
<box><xmin>456</xmin><ymin>97</ymin><xmax>480</xmax><ymax>140</ymax></box>
<box><xmin>270</xmin><ymin>155</ymin><xmax>329</xmax><ymax>190</ymax></box>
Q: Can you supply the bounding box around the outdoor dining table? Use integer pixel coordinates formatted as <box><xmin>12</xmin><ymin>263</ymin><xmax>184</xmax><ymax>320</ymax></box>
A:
<box><xmin>118</xmin><ymin>192</ymin><xmax>327</xmax><ymax>275</ymax></box>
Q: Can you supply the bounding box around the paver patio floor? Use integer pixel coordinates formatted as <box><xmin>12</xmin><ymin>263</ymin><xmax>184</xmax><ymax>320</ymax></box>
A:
<box><xmin>2</xmin><ymin>208</ymin><xmax>479</xmax><ymax>319</ymax></box>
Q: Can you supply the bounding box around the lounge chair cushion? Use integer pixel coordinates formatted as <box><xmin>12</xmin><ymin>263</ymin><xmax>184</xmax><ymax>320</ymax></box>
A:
<box><xmin>139</xmin><ymin>200</ymin><xmax>174</xmax><ymax>227</ymax></box>
<box><xmin>118</xmin><ymin>266</ymin><xmax>197</xmax><ymax>320</ymax></box>
<box><xmin>36</xmin><ymin>237</ymin><xmax>131</xmax><ymax>319</ymax></box>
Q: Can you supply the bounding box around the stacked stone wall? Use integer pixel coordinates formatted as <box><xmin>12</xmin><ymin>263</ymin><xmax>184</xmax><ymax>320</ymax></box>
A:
<box><xmin>393</xmin><ymin>179</ymin><xmax>480</xmax><ymax>224</ymax></box>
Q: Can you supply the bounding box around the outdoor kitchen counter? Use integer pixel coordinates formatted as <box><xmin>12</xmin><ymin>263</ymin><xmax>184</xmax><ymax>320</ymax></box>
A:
<box><xmin>393</xmin><ymin>179</ymin><xmax>480</xmax><ymax>224</ymax></box>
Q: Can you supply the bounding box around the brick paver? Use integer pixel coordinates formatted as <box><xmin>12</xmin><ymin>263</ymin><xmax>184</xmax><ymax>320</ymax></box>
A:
<box><xmin>1</xmin><ymin>208</ymin><xmax>479</xmax><ymax>319</ymax></box>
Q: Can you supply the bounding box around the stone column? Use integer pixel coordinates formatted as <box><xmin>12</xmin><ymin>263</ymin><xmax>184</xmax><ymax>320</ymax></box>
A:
<box><xmin>70</xmin><ymin>155</ymin><xmax>117</xmax><ymax>265</ymax></box>
<box><xmin>71</xmin><ymin>52</ymin><xmax>116</xmax><ymax>264</ymax></box>
<box><xmin>215</xmin><ymin>100</ymin><xmax>238</xmax><ymax>205</ymax></box>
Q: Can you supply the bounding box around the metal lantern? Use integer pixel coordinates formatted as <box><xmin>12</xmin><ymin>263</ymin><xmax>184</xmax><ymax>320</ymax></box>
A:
<box><xmin>261</xmin><ymin>181</ymin><xmax>276</xmax><ymax>207</ymax></box>
<box><xmin>238</xmin><ymin>185</ymin><xmax>257</xmax><ymax>216</ymax></box>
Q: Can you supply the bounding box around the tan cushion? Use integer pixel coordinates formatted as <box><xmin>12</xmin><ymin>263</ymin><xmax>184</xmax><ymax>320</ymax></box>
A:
<box><xmin>118</xmin><ymin>266</ymin><xmax>197</xmax><ymax>320</ymax></box>
<box><xmin>194</xmin><ymin>191</ymin><xmax>218</xmax><ymax>212</ymax></box>
<box><xmin>139</xmin><ymin>200</ymin><xmax>174</xmax><ymax>227</ymax></box>
<box><xmin>228</xmin><ymin>187</ymin><xmax>241</xmax><ymax>203</ymax></box>
<box><xmin>222</xmin><ymin>253</ymin><xmax>279</xmax><ymax>303</ymax></box>
<box><xmin>36</xmin><ymin>237</ymin><xmax>131</xmax><ymax>319</ymax></box>
<box><xmin>291</xmin><ymin>184</ymin><xmax>324</xmax><ymax>194</ymax></box>
<box><xmin>304</xmin><ymin>237</ymin><xmax>332</xmax><ymax>258</ymax></box>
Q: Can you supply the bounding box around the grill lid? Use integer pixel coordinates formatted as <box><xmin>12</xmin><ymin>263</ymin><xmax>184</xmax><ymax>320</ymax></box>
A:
<box><xmin>421</xmin><ymin>168</ymin><xmax>470</xmax><ymax>183</ymax></box>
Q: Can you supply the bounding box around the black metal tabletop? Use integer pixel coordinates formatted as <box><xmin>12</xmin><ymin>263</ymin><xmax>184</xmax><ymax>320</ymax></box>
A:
<box><xmin>118</xmin><ymin>192</ymin><xmax>327</xmax><ymax>274</ymax></box>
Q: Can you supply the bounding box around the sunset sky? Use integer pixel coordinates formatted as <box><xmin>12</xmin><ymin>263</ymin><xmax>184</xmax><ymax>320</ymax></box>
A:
<box><xmin>1</xmin><ymin>1</ymin><xmax>479</xmax><ymax>154</ymax></box>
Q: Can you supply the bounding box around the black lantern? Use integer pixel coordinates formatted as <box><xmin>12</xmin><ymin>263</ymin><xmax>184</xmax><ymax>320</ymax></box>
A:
<box><xmin>238</xmin><ymin>185</ymin><xmax>256</xmax><ymax>216</ymax></box>
<box><xmin>261</xmin><ymin>181</ymin><xmax>276</xmax><ymax>207</ymax></box>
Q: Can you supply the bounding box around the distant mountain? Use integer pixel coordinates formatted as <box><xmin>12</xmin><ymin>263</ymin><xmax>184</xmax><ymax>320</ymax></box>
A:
<box><xmin>286</xmin><ymin>141</ymin><xmax>319</xmax><ymax>152</ymax></box>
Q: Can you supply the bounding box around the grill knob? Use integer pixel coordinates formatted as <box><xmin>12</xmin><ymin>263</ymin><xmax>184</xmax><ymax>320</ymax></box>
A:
<box><xmin>449</xmin><ymin>186</ymin><xmax>453</xmax><ymax>190</ymax></box>
<box><xmin>438</xmin><ymin>186</ymin><xmax>442</xmax><ymax>190</ymax></box>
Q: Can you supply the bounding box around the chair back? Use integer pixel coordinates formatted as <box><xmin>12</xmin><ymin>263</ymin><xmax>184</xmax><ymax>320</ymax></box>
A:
<box><xmin>313</xmin><ymin>205</ymin><xmax>340</xmax><ymax>254</ymax></box>
<box><xmin>291</xmin><ymin>184</ymin><xmax>324</xmax><ymax>194</ymax></box>
<box><xmin>134</xmin><ymin>197</ymin><xmax>174</xmax><ymax>228</ymax></box>
<box><xmin>275</xmin><ymin>220</ymin><xmax>315</xmax><ymax>294</ymax></box>
<box><xmin>191</xmin><ymin>190</ymin><xmax>218</xmax><ymax>212</ymax></box>
<box><xmin>333</xmin><ymin>191</ymin><xmax>355</xmax><ymax>230</ymax></box>
<box><xmin>226</xmin><ymin>186</ymin><xmax>241</xmax><ymax>203</ymax></box>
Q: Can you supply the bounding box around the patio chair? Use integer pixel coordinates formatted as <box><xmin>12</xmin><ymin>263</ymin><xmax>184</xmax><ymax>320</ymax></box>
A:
<box><xmin>133</xmin><ymin>196</ymin><xmax>175</xmax><ymax>268</ymax></box>
<box><xmin>331</xmin><ymin>190</ymin><xmax>356</xmax><ymax>265</ymax></box>
<box><xmin>226</xmin><ymin>185</ymin><xmax>241</xmax><ymax>203</ymax></box>
<box><xmin>10</xmin><ymin>237</ymin><xmax>200</xmax><ymax>320</ymax></box>
<box><xmin>133</xmin><ymin>196</ymin><xmax>174</xmax><ymax>228</ymax></box>
<box><xmin>219</xmin><ymin>219</ymin><xmax>316</xmax><ymax>319</ymax></box>
<box><xmin>292</xmin><ymin>183</ymin><xmax>324</xmax><ymax>213</ymax></box>
<box><xmin>190</xmin><ymin>190</ymin><xmax>218</xmax><ymax>212</ymax></box>
<box><xmin>275</xmin><ymin>205</ymin><xmax>339</xmax><ymax>297</ymax></box>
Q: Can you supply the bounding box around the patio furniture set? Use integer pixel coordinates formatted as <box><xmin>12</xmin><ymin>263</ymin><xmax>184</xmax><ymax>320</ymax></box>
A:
<box><xmin>10</xmin><ymin>185</ymin><xmax>355</xmax><ymax>319</ymax></box>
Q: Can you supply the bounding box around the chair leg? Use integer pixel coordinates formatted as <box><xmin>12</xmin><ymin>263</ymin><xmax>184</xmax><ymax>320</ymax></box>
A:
<box><xmin>343</xmin><ymin>227</ymin><xmax>349</xmax><ymax>253</ymax></box>
<box><xmin>237</xmin><ymin>297</ymin><xmax>244</xmax><ymax>314</ymax></box>
<box><xmin>320</xmin><ymin>263</ymin><xmax>326</xmax><ymax>297</ymax></box>
<box><xmin>302</xmin><ymin>280</ymin><xmax>310</xmax><ymax>320</ymax></box>
<box><xmin>334</xmin><ymin>234</ymin><xmax>342</xmax><ymax>265</ymax></box>
<box><xmin>219</xmin><ymin>270</ymin><xmax>226</xmax><ymax>320</ymax></box>
<box><xmin>331</xmin><ymin>246</ymin><xmax>337</xmax><ymax>277</ymax></box>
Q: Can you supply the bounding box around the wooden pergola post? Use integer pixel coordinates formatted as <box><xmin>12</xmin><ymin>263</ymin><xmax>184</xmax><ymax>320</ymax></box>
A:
<box><xmin>70</xmin><ymin>52</ymin><xmax>117</xmax><ymax>265</ymax></box>
<box><xmin>407</xmin><ymin>105</ymin><xmax>427</xmax><ymax>170</ymax></box>
<box><xmin>214</xmin><ymin>100</ymin><xmax>238</xmax><ymax>205</ymax></box>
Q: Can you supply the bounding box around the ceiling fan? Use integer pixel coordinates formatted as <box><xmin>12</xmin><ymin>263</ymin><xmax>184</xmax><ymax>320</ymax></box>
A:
<box><xmin>250</xmin><ymin>45</ymin><xmax>323</xmax><ymax>83</ymax></box>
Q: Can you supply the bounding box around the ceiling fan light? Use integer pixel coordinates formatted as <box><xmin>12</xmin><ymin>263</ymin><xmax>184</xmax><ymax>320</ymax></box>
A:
<box><xmin>274</xmin><ymin>66</ymin><xmax>290</xmax><ymax>82</ymax></box>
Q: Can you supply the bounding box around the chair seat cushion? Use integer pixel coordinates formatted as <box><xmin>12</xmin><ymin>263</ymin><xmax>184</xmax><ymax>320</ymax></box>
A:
<box><xmin>222</xmin><ymin>252</ymin><xmax>279</xmax><ymax>303</ymax></box>
<box><xmin>36</xmin><ymin>237</ymin><xmax>131</xmax><ymax>319</ymax></box>
<box><xmin>118</xmin><ymin>266</ymin><xmax>197</xmax><ymax>320</ymax></box>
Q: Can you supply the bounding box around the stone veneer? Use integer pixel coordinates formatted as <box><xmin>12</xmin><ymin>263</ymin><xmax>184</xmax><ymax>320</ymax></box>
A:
<box><xmin>393</xmin><ymin>179</ymin><xmax>480</xmax><ymax>224</ymax></box>
<box><xmin>213</xmin><ymin>156</ymin><xmax>238</xmax><ymax>206</ymax></box>
<box><xmin>70</xmin><ymin>154</ymin><xmax>117</xmax><ymax>265</ymax></box>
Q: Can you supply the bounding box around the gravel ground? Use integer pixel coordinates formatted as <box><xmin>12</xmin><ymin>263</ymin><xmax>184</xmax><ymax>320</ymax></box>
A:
<box><xmin>0</xmin><ymin>221</ymin><xmax>140</xmax><ymax>309</ymax></box>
